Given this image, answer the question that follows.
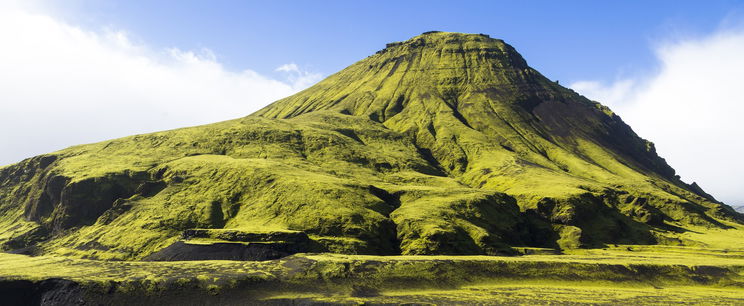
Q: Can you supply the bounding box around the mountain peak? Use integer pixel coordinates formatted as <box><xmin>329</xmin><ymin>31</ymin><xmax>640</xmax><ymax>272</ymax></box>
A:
<box><xmin>255</xmin><ymin>32</ymin><xmax>535</xmax><ymax>121</ymax></box>
<box><xmin>386</xmin><ymin>31</ymin><xmax>499</xmax><ymax>45</ymax></box>
<box><xmin>255</xmin><ymin>31</ymin><xmax>682</xmax><ymax>183</ymax></box>
<box><xmin>375</xmin><ymin>31</ymin><xmax>528</xmax><ymax>69</ymax></box>
<box><xmin>380</xmin><ymin>31</ymin><xmax>505</xmax><ymax>51</ymax></box>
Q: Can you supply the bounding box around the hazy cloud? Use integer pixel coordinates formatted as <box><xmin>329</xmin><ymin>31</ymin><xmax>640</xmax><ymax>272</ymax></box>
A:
<box><xmin>0</xmin><ymin>4</ymin><xmax>321</xmax><ymax>166</ymax></box>
<box><xmin>276</xmin><ymin>63</ymin><xmax>300</xmax><ymax>73</ymax></box>
<box><xmin>570</xmin><ymin>29</ymin><xmax>744</xmax><ymax>205</ymax></box>
<box><xmin>276</xmin><ymin>62</ymin><xmax>323</xmax><ymax>89</ymax></box>
<box><xmin>569</xmin><ymin>79</ymin><xmax>637</xmax><ymax>109</ymax></box>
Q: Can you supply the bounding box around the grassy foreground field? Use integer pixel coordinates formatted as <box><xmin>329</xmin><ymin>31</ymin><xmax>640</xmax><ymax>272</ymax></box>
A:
<box><xmin>1</xmin><ymin>240</ymin><xmax>743</xmax><ymax>305</ymax></box>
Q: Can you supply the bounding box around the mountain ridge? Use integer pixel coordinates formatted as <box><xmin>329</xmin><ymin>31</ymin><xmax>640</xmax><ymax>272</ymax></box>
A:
<box><xmin>257</xmin><ymin>32</ymin><xmax>679</xmax><ymax>180</ymax></box>
<box><xmin>0</xmin><ymin>32</ymin><xmax>741</xmax><ymax>260</ymax></box>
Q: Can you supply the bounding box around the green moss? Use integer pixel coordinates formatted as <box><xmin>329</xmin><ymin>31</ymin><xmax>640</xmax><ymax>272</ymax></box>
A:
<box><xmin>0</xmin><ymin>247</ymin><xmax>742</xmax><ymax>303</ymax></box>
<box><xmin>0</xmin><ymin>32</ymin><xmax>741</xmax><ymax>260</ymax></box>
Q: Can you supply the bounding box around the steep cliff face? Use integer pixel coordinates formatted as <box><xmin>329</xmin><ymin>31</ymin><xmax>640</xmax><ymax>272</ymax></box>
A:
<box><xmin>0</xmin><ymin>32</ymin><xmax>740</xmax><ymax>260</ymax></box>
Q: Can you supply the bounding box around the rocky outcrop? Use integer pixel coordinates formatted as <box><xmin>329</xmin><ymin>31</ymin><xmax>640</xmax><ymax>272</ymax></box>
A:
<box><xmin>0</xmin><ymin>278</ymin><xmax>83</xmax><ymax>306</ymax></box>
<box><xmin>145</xmin><ymin>229</ymin><xmax>315</xmax><ymax>261</ymax></box>
<box><xmin>143</xmin><ymin>241</ymin><xmax>299</xmax><ymax>261</ymax></box>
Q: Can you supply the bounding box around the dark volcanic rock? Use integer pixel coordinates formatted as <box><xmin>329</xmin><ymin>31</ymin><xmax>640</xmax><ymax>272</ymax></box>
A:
<box><xmin>0</xmin><ymin>278</ymin><xmax>83</xmax><ymax>306</ymax></box>
<box><xmin>143</xmin><ymin>241</ymin><xmax>301</xmax><ymax>261</ymax></box>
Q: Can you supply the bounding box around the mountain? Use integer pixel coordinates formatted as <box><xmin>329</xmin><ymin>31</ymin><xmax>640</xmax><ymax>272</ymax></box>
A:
<box><xmin>736</xmin><ymin>206</ymin><xmax>744</xmax><ymax>213</ymax></box>
<box><xmin>1</xmin><ymin>32</ymin><xmax>741</xmax><ymax>260</ymax></box>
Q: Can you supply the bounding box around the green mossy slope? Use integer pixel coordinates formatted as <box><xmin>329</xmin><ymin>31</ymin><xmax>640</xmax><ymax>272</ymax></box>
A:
<box><xmin>0</xmin><ymin>246</ymin><xmax>743</xmax><ymax>305</ymax></box>
<box><xmin>0</xmin><ymin>32</ymin><xmax>741</xmax><ymax>260</ymax></box>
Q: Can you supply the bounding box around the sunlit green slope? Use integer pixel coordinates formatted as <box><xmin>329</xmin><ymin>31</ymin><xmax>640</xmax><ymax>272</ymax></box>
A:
<box><xmin>1</xmin><ymin>244</ymin><xmax>743</xmax><ymax>304</ymax></box>
<box><xmin>0</xmin><ymin>32</ymin><xmax>741</xmax><ymax>260</ymax></box>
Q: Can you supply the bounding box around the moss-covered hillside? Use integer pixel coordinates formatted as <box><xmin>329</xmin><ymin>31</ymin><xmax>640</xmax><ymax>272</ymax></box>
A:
<box><xmin>0</xmin><ymin>32</ymin><xmax>741</xmax><ymax>260</ymax></box>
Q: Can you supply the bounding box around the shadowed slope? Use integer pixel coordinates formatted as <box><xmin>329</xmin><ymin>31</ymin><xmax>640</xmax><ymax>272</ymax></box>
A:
<box><xmin>0</xmin><ymin>32</ymin><xmax>741</xmax><ymax>260</ymax></box>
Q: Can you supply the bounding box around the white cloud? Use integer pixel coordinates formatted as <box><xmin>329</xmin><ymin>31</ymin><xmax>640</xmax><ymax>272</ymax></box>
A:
<box><xmin>276</xmin><ymin>62</ymin><xmax>323</xmax><ymax>90</ymax></box>
<box><xmin>570</xmin><ymin>29</ymin><xmax>744</xmax><ymax>205</ymax></box>
<box><xmin>569</xmin><ymin>79</ymin><xmax>637</xmax><ymax>109</ymax></box>
<box><xmin>0</xmin><ymin>5</ymin><xmax>322</xmax><ymax>166</ymax></box>
<box><xmin>276</xmin><ymin>63</ymin><xmax>300</xmax><ymax>73</ymax></box>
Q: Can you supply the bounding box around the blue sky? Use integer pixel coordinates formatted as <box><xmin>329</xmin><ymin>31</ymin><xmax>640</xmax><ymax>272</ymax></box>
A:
<box><xmin>45</xmin><ymin>0</ymin><xmax>744</xmax><ymax>84</ymax></box>
<box><xmin>2</xmin><ymin>0</ymin><xmax>744</xmax><ymax>204</ymax></box>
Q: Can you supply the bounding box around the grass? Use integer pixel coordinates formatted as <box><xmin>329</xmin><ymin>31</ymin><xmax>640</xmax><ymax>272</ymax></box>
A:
<box><xmin>0</xmin><ymin>245</ymin><xmax>743</xmax><ymax>304</ymax></box>
<box><xmin>278</xmin><ymin>284</ymin><xmax>744</xmax><ymax>305</ymax></box>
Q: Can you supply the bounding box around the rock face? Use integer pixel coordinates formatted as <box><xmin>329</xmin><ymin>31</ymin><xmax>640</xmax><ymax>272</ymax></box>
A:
<box><xmin>143</xmin><ymin>241</ymin><xmax>296</xmax><ymax>261</ymax></box>
<box><xmin>0</xmin><ymin>32</ymin><xmax>741</xmax><ymax>260</ymax></box>
<box><xmin>144</xmin><ymin>229</ymin><xmax>315</xmax><ymax>261</ymax></box>
<box><xmin>0</xmin><ymin>278</ymin><xmax>83</xmax><ymax>306</ymax></box>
